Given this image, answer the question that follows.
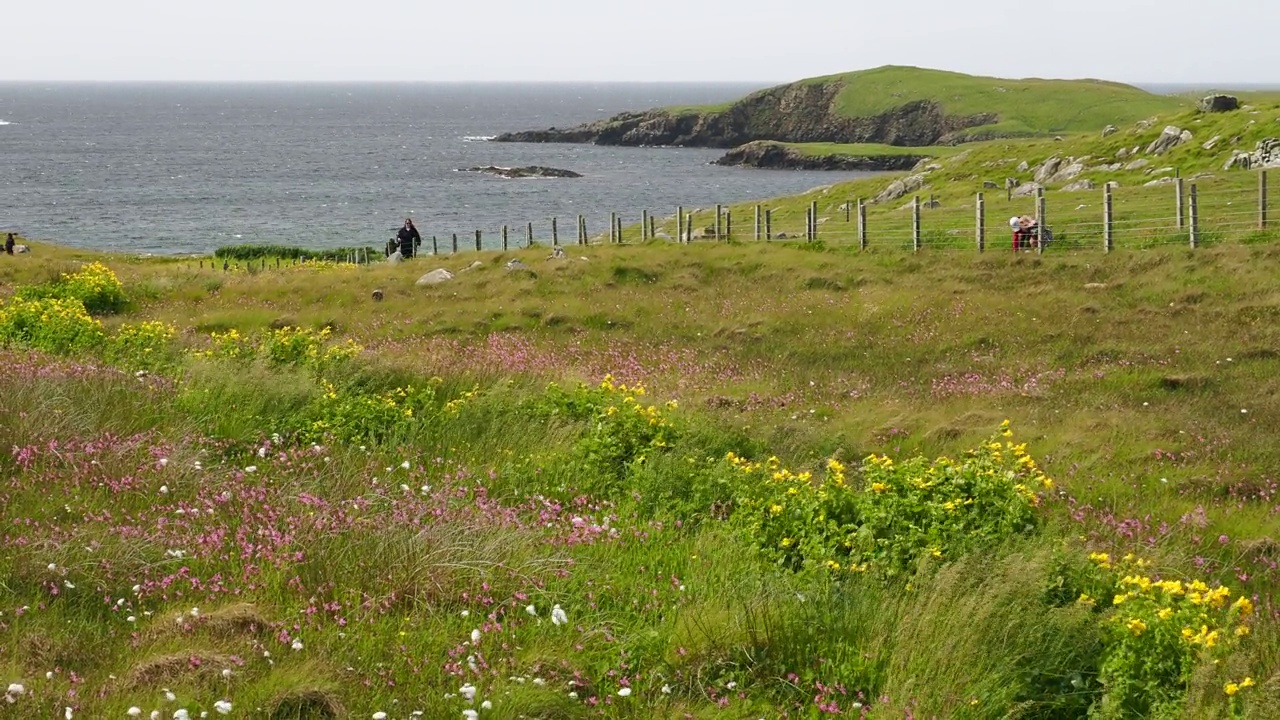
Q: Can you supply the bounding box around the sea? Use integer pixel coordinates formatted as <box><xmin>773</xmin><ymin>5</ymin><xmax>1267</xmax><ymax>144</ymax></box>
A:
<box><xmin>0</xmin><ymin>83</ymin><xmax>885</xmax><ymax>255</ymax></box>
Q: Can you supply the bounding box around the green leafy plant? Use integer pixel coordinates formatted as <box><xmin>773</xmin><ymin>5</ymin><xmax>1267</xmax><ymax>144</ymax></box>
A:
<box><xmin>731</xmin><ymin>421</ymin><xmax>1050</xmax><ymax>576</ymax></box>
<box><xmin>15</xmin><ymin>261</ymin><xmax>128</xmax><ymax>315</ymax></box>
<box><xmin>0</xmin><ymin>296</ymin><xmax>106</xmax><ymax>355</ymax></box>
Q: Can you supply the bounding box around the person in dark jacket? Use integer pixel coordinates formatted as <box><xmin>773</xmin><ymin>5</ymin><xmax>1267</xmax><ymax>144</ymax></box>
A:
<box><xmin>397</xmin><ymin>219</ymin><xmax>421</xmax><ymax>258</ymax></box>
<box><xmin>4</xmin><ymin>233</ymin><xmax>14</xmax><ymax>255</ymax></box>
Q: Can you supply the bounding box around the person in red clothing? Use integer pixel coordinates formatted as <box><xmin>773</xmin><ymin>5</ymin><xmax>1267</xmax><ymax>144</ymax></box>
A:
<box><xmin>1010</xmin><ymin>216</ymin><xmax>1038</xmax><ymax>252</ymax></box>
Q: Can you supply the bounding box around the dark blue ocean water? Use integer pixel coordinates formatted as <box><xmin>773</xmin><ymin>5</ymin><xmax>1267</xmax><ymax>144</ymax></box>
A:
<box><xmin>0</xmin><ymin>83</ymin><xmax>884</xmax><ymax>254</ymax></box>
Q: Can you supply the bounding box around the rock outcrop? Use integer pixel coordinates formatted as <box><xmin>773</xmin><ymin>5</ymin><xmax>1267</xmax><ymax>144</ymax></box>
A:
<box><xmin>713</xmin><ymin>142</ymin><xmax>925</xmax><ymax>171</ymax></box>
<box><xmin>416</xmin><ymin>269</ymin><xmax>455</xmax><ymax>286</ymax></box>
<box><xmin>873</xmin><ymin>173</ymin><xmax>928</xmax><ymax>203</ymax></box>
<box><xmin>1145</xmin><ymin>126</ymin><xmax>1191</xmax><ymax>155</ymax></box>
<box><xmin>1224</xmin><ymin>139</ymin><xmax>1280</xmax><ymax>170</ymax></box>
<box><xmin>1198</xmin><ymin>95</ymin><xmax>1240</xmax><ymax>113</ymax></box>
<box><xmin>494</xmin><ymin>81</ymin><xmax>999</xmax><ymax>149</ymax></box>
<box><xmin>461</xmin><ymin>166</ymin><xmax>582</xmax><ymax>179</ymax></box>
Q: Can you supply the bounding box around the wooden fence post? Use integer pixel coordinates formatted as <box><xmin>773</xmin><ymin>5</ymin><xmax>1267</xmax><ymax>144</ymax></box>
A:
<box><xmin>1176</xmin><ymin>177</ymin><xmax>1186</xmax><ymax>230</ymax></box>
<box><xmin>475</xmin><ymin>229</ymin><xmax>482</xmax><ymax>252</ymax></box>
<box><xmin>725</xmin><ymin>210</ymin><xmax>732</xmax><ymax>241</ymax></box>
<box><xmin>432</xmin><ymin>236</ymin><xmax>438</xmax><ymax>255</ymax></box>
<box><xmin>765</xmin><ymin>209</ymin><xmax>773</xmax><ymax>240</ymax></box>
<box><xmin>526</xmin><ymin>222</ymin><xmax>533</xmax><ymax>246</ymax></box>
<box><xmin>1262</xmin><ymin>170</ymin><xmax>1270</xmax><ymax>230</ymax></box>
<box><xmin>616</xmin><ymin>215</ymin><xmax>623</xmax><ymax>244</ymax></box>
<box><xmin>580</xmin><ymin>217</ymin><xmax>587</xmax><ymax>245</ymax></box>
<box><xmin>912</xmin><ymin>195</ymin><xmax>922</xmax><ymax>252</ymax></box>
<box><xmin>677</xmin><ymin>206</ymin><xmax>684</xmax><ymax>243</ymax></box>
<box><xmin>1036</xmin><ymin>188</ymin><xmax>1047</xmax><ymax>255</ymax></box>
<box><xmin>451</xmin><ymin>233</ymin><xmax>458</xmax><ymax>254</ymax></box>
<box><xmin>976</xmin><ymin>192</ymin><xmax>985</xmax><ymax>253</ymax></box>
<box><xmin>1104</xmin><ymin>185</ymin><xmax>1114</xmax><ymax>253</ymax></box>
<box><xmin>649</xmin><ymin>215</ymin><xmax>655</xmax><ymax>240</ymax></box>
<box><xmin>641</xmin><ymin>210</ymin><xmax>649</xmax><ymax>241</ymax></box>
<box><xmin>1190</xmin><ymin>183</ymin><xmax>1200</xmax><ymax>248</ymax></box>
<box><xmin>502</xmin><ymin>225</ymin><xmax>509</xmax><ymax>251</ymax></box>
<box><xmin>754</xmin><ymin>205</ymin><xmax>761</xmax><ymax>240</ymax></box>
<box><xmin>552</xmin><ymin>217</ymin><xmax>558</xmax><ymax>246</ymax></box>
<box><xmin>715</xmin><ymin>204</ymin><xmax>723</xmax><ymax>240</ymax></box>
<box><xmin>845</xmin><ymin>200</ymin><xmax>851</xmax><ymax>223</ymax></box>
<box><xmin>857</xmin><ymin>199</ymin><xmax>867</xmax><ymax>250</ymax></box>
<box><xmin>811</xmin><ymin>200</ymin><xmax>819</xmax><ymax>241</ymax></box>
<box><xmin>609</xmin><ymin>212</ymin><xmax>616</xmax><ymax>243</ymax></box>
<box><xmin>686</xmin><ymin>213</ymin><xmax>694</xmax><ymax>243</ymax></box>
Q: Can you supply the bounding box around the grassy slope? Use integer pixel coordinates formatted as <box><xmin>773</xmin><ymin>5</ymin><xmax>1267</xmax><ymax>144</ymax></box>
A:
<box><xmin>811</xmin><ymin>65</ymin><xmax>1188</xmax><ymax>137</ymax></box>
<box><xmin>673</xmin><ymin>65</ymin><xmax>1188</xmax><ymax>138</ymax></box>
<box><xmin>664</xmin><ymin>100</ymin><xmax>1280</xmax><ymax>253</ymax></box>
<box><xmin>5</xmin><ymin>240</ymin><xmax>1280</xmax><ymax>716</ymax></box>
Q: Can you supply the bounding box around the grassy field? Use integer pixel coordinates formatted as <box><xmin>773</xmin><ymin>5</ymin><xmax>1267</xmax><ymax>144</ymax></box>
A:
<box><xmin>3</xmin><ymin>232</ymin><xmax>1280</xmax><ymax>718</ymax></box>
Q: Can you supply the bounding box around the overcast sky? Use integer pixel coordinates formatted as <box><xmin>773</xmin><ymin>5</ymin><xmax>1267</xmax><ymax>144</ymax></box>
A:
<box><xmin>5</xmin><ymin>0</ymin><xmax>1276</xmax><ymax>84</ymax></box>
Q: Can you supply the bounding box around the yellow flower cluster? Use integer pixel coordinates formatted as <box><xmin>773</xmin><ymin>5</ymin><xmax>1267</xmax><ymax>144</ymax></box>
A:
<box><xmin>444</xmin><ymin>384</ymin><xmax>481</xmax><ymax>415</ymax></box>
<box><xmin>1088</xmin><ymin>553</ymin><xmax>1254</xmax><ymax>648</ymax></box>
<box><xmin>1224</xmin><ymin>676</ymin><xmax>1255</xmax><ymax>696</ymax></box>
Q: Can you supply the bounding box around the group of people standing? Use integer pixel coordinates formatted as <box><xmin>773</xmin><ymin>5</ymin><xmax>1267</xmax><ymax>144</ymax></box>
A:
<box><xmin>386</xmin><ymin>219</ymin><xmax>422</xmax><ymax>258</ymax></box>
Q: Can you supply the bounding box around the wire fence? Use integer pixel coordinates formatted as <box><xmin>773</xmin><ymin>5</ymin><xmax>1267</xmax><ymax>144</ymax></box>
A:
<box><xmin>196</xmin><ymin>170</ymin><xmax>1276</xmax><ymax>271</ymax></box>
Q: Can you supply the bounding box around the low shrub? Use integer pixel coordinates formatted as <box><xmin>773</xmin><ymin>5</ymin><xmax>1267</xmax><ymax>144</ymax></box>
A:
<box><xmin>731</xmin><ymin>421</ymin><xmax>1050</xmax><ymax>576</ymax></box>
<box><xmin>15</xmin><ymin>261</ymin><xmax>128</xmax><ymax>315</ymax></box>
<box><xmin>1077</xmin><ymin>553</ymin><xmax>1256</xmax><ymax>719</ymax></box>
<box><xmin>0</xmin><ymin>296</ymin><xmax>106</xmax><ymax>355</ymax></box>
<box><xmin>105</xmin><ymin>320</ymin><xmax>179</xmax><ymax>371</ymax></box>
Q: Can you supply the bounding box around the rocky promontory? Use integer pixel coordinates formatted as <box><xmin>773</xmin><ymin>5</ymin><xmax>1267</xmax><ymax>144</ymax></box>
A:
<box><xmin>460</xmin><ymin>166</ymin><xmax>582</xmax><ymax>179</ymax></box>
<box><xmin>493</xmin><ymin>80</ymin><xmax>996</xmax><ymax>149</ymax></box>
<box><xmin>714</xmin><ymin>142</ymin><xmax>927</xmax><ymax>171</ymax></box>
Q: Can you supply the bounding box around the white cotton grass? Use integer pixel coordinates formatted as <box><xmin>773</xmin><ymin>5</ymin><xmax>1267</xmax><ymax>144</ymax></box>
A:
<box><xmin>126</xmin><ymin>708</ymin><xmax>142</xmax><ymax>717</ymax></box>
<box><xmin>213</xmin><ymin>700</ymin><xmax>232</xmax><ymax>715</ymax></box>
<box><xmin>372</xmin><ymin>712</ymin><xmax>387</xmax><ymax>720</ymax></box>
<box><xmin>291</xmin><ymin>639</ymin><xmax>304</xmax><ymax>651</ymax></box>
<box><xmin>617</xmin><ymin>687</ymin><xmax>632</xmax><ymax>697</ymax></box>
<box><xmin>480</xmin><ymin>700</ymin><xmax>493</xmax><ymax>710</ymax></box>
<box><xmin>163</xmin><ymin>689</ymin><xmax>176</xmax><ymax>702</ymax></box>
<box><xmin>470</xmin><ymin>628</ymin><xmax>482</xmax><ymax>644</ymax></box>
<box><xmin>462</xmin><ymin>710</ymin><xmax>478</xmax><ymax>720</ymax></box>
<box><xmin>173</xmin><ymin>710</ymin><xmax>190</xmax><ymax>720</ymax></box>
<box><xmin>459</xmin><ymin>683</ymin><xmax>477</xmax><ymax>701</ymax></box>
<box><xmin>550</xmin><ymin>604</ymin><xmax>568</xmax><ymax>626</ymax></box>
<box><xmin>524</xmin><ymin>604</ymin><xmax>537</xmax><ymax>617</ymax></box>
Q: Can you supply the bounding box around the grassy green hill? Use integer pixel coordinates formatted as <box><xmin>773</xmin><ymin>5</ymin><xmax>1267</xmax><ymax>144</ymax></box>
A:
<box><xmin>797</xmin><ymin>65</ymin><xmax>1189</xmax><ymax>139</ymax></box>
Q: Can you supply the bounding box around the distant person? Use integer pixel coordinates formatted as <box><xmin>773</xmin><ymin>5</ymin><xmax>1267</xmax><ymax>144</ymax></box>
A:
<box><xmin>397</xmin><ymin>219</ymin><xmax>421</xmax><ymax>258</ymax></box>
<box><xmin>4</xmin><ymin>233</ymin><xmax>14</xmax><ymax>255</ymax></box>
<box><xmin>1010</xmin><ymin>216</ymin><xmax>1035</xmax><ymax>252</ymax></box>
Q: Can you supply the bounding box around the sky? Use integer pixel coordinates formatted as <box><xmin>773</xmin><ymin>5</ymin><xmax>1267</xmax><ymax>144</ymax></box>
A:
<box><xmin>4</xmin><ymin>0</ymin><xmax>1277</xmax><ymax>84</ymax></box>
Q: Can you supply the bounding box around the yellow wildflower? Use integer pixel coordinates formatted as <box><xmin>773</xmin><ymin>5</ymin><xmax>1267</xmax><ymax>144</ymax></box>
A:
<box><xmin>1126</xmin><ymin>618</ymin><xmax>1147</xmax><ymax>636</ymax></box>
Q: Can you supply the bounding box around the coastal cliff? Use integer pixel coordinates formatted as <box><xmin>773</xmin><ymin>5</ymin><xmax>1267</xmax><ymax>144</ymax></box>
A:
<box><xmin>494</xmin><ymin>82</ymin><xmax>996</xmax><ymax>149</ymax></box>
<box><xmin>714</xmin><ymin>142</ymin><xmax>927</xmax><ymax>171</ymax></box>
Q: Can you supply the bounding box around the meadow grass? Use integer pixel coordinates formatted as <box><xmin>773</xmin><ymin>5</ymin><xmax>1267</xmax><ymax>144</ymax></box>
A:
<box><xmin>3</xmin><ymin>233</ymin><xmax>1280</xmax><ymax>718</ymax></box>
